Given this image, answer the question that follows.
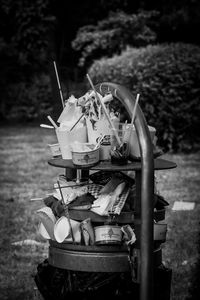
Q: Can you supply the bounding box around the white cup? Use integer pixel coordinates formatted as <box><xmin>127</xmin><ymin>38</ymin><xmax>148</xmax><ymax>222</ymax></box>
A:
<box><xmin>38</xmin><ymin>222</ymin><xmax>51</xmax><ymax>239</ymax></box>
<box><xmin>36</xmin><ymin>207</ymin><xmax>56</xmax><ymax>240</ymax></box>
<box><xmin>56</xmin><ymin>126</ymin><xmax>87</xmax><ymax>159</ymax></box>
<box><xmin>124</xmin><ymin>124</ymin><xmax>156</xmax><ymax>158</ymax></box>
<box><xmin>54</xmin><ymin>216</ymin><xmax>81</xmax><ymax>243</ymax></box>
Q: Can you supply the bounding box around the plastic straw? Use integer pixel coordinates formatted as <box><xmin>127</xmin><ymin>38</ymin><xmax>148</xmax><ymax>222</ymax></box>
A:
<box><xmin>94</xmin><ymin>134</ymin><xmax>105</xmax><ymax>150</ymax></box>
<box><xmin>127</xmin><ymin>93</ymin><xmax>140</xmax><ymax>142</ymax></box>
<box><xmin>30</xmin><ymin>197</ymin><xmax>43</xmax><ymax>201</ymax></box>
<box><xmin>47</xmin><ymin>115</ymin><xmax>58</xmax><ymax>129</ymax></box>
<box><xmin>40</xmin><ymin>124</ymin><xmax>54</xmax><ymax>129</ymax></box>
<box><xmin>76</xmin><ymin>169</ymin><xmax>81</xmax><ymax>184</ymax></box>
<box><xmin>70</xmin><ymin>114</ymin><xmax>84</xmax><ymax>131</ymax></box>
<box><xmin>86</xmin><ymin>74</ymin><xmax>121</xmax><ymax>146</ymax></box>
<box><xmin>53</xmin><ymin>61</ymin><xmax>65</xmax><ymax>108</ymax></box>
<box><xmin>130</xmin><ymin>93</ymin><xmax>140</xmax><ymax>126</ymax></box>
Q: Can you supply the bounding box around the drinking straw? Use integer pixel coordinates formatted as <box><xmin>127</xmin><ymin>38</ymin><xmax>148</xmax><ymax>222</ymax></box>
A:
<box><xmin>131</xmin><ymin>93</ymin><xmax>140</xmax><ymax>125</ymax></box>
<box><xmin>40</xmin><ymin>124</ymin><xmax>54</xmax><ymax>129</ymax></box>
<box><xmin>127</xmin><ymin>93</ymin><xmax>140</xmax><ymax>142</ymax></box>
<box><xmin>53</xmin><ymin>61</ymin><xmax>65</xmax><ymax>108</ymax></box>
<box><xmin>94</xmin><ymin>134</ymin><xmax>105</xmax><ymax>150</ymax></box>
<box><xmin>86</xmin><ymin>74</ymin><xmax>121</xmax><ymax>146</ymax></box>
<box><xmin>30</xmin><ymin>193</ymin><xmax>52</xmax><ymax>201</ymax></box>
<box><xmin>57</xmin><ymin>180</ymin><xmax>75</xmax><ymax>243</ymax></box>
<box><xmin>76</xmin><ymin>169</ymin><xmax>81</xmax><ymax>184</ymax></box>
<box><xmin>70</xmin><ymin>114</ymin><xmax>84</xmax><ymax>131</ymax></box>
<box><xmin>47</xmin><ymin>115</ymin><xmax>58</xmax><ymax>129</ymax></box>
<box><xmin>70</xmin><ymin>95</ymin><xmax>92</xmax><ymax>131</ymax></box>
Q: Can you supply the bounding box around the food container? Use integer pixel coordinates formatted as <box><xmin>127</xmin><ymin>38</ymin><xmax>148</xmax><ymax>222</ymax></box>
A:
<box><xmin>71</xmin><ymin>144</ymin><xmax>100</xmax><ymax>167</ymax></box>
<box><xmin>94</xmin><ymin>225</ymin><xmax>122</xmax><ymax>245</ymax></box>
<box><xmin>48</xmin><ymin>143</ymin><xmax>62</xmax><ymax>158</ymax></box>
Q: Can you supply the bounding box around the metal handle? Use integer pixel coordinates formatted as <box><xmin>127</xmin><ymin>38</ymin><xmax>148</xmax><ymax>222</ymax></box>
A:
<box><xmin>96</xmin><ymin>82</ymin><xmax>154</xmax><ymax>300</ymax></box>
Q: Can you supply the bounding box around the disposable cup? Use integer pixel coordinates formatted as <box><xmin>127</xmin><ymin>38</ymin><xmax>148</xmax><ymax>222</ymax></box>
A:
<box><xmin>56</xmin><ymin>126</ymin><xmax>87</xmax><ymax>159</ymax></box>
<box><xmin>38</xmin><ymin>222</ymin><xmax>51</xmax><ymax>239</ymax></box>
<box><xmin>54</xmin><ymin>216</ymin><xmax>81</xmax><ymax>243</ymax></box>
<box><xmin>125</xmin><ymin>124</ymin><xmax>156</xmax><ymax>158</ymax></box>
<box><xmin>36</xmin><ymin>207</ymin><xmax>56</xmax><ymax>240</ymax></box>
<box><xmin>110</xmin><ymin>123</ymin><xmax>132</xmax><ymax>165</ymax></box>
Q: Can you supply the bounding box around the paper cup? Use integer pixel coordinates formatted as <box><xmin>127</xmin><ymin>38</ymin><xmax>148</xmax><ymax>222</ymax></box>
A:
<box><xmin>56</xmin><ymin>126</ymin><xmax>87</xmax><ymax>159</ymax></box>
<box><xmin>38</xmin><ymin>222</ymin><xmax>51</xmax><ymax>239</ymax></box>
<box><xmin>36</xmin><ymin>207</ymin><xmax>56</xmax><ymax>240</ymax></box>
<box><xmin>54</xmin><ymin>216</ymin><xmax>81</xmax><ymax>243</ymax></box>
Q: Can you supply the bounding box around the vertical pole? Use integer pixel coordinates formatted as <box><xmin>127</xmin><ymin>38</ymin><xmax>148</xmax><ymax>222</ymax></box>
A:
<box><xmin>140</xmin><ymin>159</ymin><xmax>154</xmax><ymax>300</ymax></box>
<box><xmin>95</xmin><ymin>82</ymin><xmax>155</xmax><ymax>300</ymax></box>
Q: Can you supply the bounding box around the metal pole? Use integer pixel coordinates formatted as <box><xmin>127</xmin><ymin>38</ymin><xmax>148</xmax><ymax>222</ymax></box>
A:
<box><xmin>96</xmin><ymin>82</ymin><xmax>154</xmax><ymax>300</ymax></box>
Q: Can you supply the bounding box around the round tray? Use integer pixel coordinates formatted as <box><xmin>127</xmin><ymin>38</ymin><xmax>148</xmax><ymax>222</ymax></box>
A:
<box><xmin>69</xmin><ymin>208</ymin><xmax>165</xmax><ymax>224</ymax></box>
<box><xmin>48</xmin><ymin>241</ymin><xmax>162</xmax><ymax>272</ymax></box>
<box><xmin>48</xmin><ymin>158</ymin><xmax>177</xmax><ymax>171</ymax></box>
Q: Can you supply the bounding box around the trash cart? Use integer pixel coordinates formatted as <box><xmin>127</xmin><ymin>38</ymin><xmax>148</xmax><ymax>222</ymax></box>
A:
<box><xmin>35</xmin><ymin>82</ymin><xmax>177</xmax><ymax>300</ymax></box>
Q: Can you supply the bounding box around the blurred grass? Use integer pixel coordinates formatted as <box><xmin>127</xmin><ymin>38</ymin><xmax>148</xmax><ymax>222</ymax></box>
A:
<box><xmin>0</xmin><ymin>125</ymin><xmax>199</xmax><ymax>300</ymax></box>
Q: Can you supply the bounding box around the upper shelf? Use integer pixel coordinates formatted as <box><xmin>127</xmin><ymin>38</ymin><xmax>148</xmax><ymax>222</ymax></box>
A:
<box><xmin>48</xmin><ymin>157</ymin><xmax>177</xmax><ymax>171</ymax></box>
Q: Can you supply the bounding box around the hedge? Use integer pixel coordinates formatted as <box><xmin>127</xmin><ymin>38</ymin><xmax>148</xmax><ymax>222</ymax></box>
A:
<box><xmin>88</xmin><ymin>43</ymin><xmax>200</xmax><ymax>152</ymax></box>
<box><xmin>1</xmin><ymin>73</ymin><xmax>53</xmax><ymax>122</ymax></box>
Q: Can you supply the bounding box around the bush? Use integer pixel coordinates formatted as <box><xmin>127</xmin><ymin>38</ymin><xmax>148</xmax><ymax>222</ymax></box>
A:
<box><xmin>88</xmin><ymin>43</ymin><xmax>200</xmax><ymax>152</ymax></box>
<box><xmin>72</xmin><ymin>10</ymin><xmax>157</xmax><ymax>69</ymax></box>
<box><xmin>3</xmin><ymin>73</ymin><xmax>53</xmax><ymax>122</ymax></box>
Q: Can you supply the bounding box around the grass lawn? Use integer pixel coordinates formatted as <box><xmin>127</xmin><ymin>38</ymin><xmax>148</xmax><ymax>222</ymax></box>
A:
<box><xmin>0</xmin><ymin>125</ymin><xmax>199</xmax><ymax>300</ymax></box>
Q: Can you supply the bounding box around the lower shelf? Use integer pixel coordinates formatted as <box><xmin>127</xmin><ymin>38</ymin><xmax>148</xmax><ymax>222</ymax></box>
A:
<box><xmin>48</xmin><ymin>241</ymin><xmax>162</xmax><ymax>273</ymax></box>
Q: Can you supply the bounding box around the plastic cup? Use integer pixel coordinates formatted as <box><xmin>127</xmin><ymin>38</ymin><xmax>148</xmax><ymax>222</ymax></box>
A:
<box><xmin>125</xmin><ymin>124</ymin><xmax>156</xmax><ymax>158</ymax></box>
<box><xmin>110</xmin><ymin>123</ymin><xmax>132</xmax><ymax>165</ymax></box>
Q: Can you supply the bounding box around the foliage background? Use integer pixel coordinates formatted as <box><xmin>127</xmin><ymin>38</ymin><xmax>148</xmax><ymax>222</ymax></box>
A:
<box><xmin>0</xmin><ymin>1</ymin><xmax>200</xmax><ymax>299</ymax></box>
<box><xmin>0</xmin><ymin>0</ymin><xmax>200</xmax><ymax>152</ymax></box>
<box><xmin>88</xmin><ymin>43</ymin><xmax>200</xmax><ymax>152</ymax></box>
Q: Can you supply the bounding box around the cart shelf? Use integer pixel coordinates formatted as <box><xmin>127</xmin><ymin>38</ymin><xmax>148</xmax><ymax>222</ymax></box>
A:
<box><xmin>44</xmin><ymin>82</ymin><xmax>177</xmax><ymax>300</ymax></box>
<box><xmin>49</xmin><ymin>241</ymin><xmax>162</xmax><ymax>273</ymax></box>
<box><xmin>48</xmin><ymin>157</ymin><xmax>177</xmax><ymax>171</ymax></box>
<box><xmin>69</xmin><ymin>208</ymin><xmax>165</xmax><ymax>224</ymax></box>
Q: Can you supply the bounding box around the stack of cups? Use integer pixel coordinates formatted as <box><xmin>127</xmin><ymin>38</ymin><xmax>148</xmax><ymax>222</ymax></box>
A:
<box><xmin>56</xmin><ymin>126</ymin><xmax>87</xmax><ymax>159</ymax></box>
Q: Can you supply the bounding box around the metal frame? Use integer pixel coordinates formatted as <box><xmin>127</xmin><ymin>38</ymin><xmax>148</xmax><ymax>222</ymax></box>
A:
<box><xmin>96</xmin><ymin>82</ymin><xmax>154</xmax><ymax>300</ymax></box>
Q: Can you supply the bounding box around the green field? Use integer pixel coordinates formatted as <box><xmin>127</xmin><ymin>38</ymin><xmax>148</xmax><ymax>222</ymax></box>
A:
<box><xmin>0</xmin><ymin>125</ymin><xmax>199</xmax><ymax>300</ymax></box>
